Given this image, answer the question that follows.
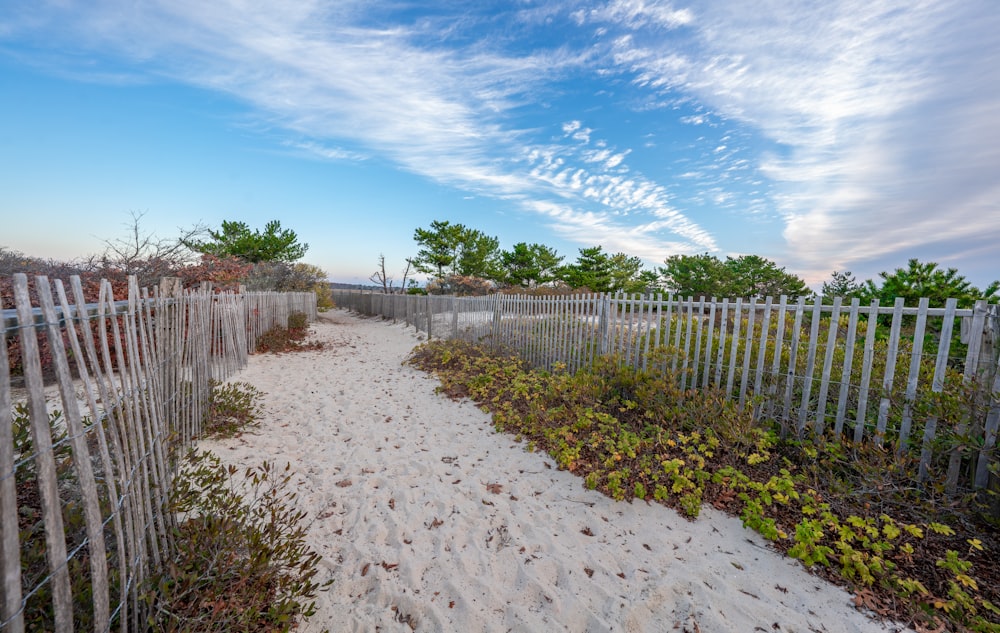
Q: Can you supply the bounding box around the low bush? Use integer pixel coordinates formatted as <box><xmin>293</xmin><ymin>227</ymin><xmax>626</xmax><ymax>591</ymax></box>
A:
<box><xmin>143</xmin><ymin>451</ymin><xmax>330</xmax><ymax>632</ymax></box>
<box><xmin>203</xmin><ymin>380</ymin><xmax>264</xmax><ymax>438</ymax></box>
<box><xmin>255</xmin><ymin>312</ymin><xmax>323</xmax><ymax>353</ymax></box>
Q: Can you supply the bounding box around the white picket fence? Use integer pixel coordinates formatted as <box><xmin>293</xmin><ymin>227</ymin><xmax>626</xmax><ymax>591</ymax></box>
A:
<box><xmin>1</xmin><ymin>274</ymin><xmax>316</xmax><ymax>633</ymax></box>
<box><xmin>333</xmin><ymin>290</ymin><xmax>999</xmax><ymax>495</ymax></box>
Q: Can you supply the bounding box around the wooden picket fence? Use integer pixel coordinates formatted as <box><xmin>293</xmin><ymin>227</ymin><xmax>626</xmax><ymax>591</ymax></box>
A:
<box><xmin>334</xmin><ymin>290</ymin><xmax>1000</xmax><ymax>495</ymax></box>
<box><xmin>1</xmin><ymin>274</ymin><xmax>316</xmax><ymax>633</ymax></box>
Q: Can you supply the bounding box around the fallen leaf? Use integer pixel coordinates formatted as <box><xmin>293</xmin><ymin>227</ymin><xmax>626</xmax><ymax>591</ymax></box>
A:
<box><xmin>361</xmin><ymin>563</ymin><xmax>370</xmax><ymax>577</ymax></box>
<box><xmin>584</xmin><ymin>567</ymin><xmax>594</xmax><ymax>578</ymax></box>
<box><xmin>486</xmin><ymin>483</ymin><xmax>503</xmax><ymax>494</ymax></box>
<box><xmin>336</xmin><ymin>479</ymin><xmax>352</xmax><ymax>488</ymax></box>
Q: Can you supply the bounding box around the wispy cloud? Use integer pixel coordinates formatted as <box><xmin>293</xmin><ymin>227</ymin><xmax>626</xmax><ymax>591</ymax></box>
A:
<box><xmin>524</xmin><ymin>122</ymin><xmax>717</xmax><ymax>255</ymax></box>
<box><xmin>592</xmin><ymin>0</ymin><xmax>1000</xmax><ymax>282</ymax></box>
<box><xmin>284</xmin><ymin>140</ymin><xmax>368</xmax><ymax>163</ymax></box>
<box><xmin>1</xmin><ymin>0</ymin><xmax>716</xmax><ymax>261</ymax></box>
<box><xmin>6</xmin><ymin>0</ymin><xmax>996</xmax><ymax>285</ymax></box>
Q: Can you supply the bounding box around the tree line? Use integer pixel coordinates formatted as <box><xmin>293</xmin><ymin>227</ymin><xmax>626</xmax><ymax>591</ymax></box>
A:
<box><xmin>372</xmin><ymin>219</ymin><xmax>999</xmax><ymax>308</ymax></box>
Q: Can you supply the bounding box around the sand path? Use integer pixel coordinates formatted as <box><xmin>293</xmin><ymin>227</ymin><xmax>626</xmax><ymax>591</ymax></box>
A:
<box><xmin>200</xmin><ymin>311</ymin><xmax>904</xmax><ymax>633</ymax></box>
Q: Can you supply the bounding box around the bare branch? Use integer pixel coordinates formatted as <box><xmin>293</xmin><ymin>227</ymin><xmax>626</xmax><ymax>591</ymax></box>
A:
<box><xmin>369</xmin><ymin>253</ymin><xmax>393</xmax><ymax>293</ymax></box>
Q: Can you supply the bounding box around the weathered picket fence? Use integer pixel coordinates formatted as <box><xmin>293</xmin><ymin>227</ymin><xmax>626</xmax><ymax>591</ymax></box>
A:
<box><xmin>333</xmin><ymin>290</ymin><xmax>999</xmax><ymax>495</ymax></box>
<box><xmin>1</xmin><ymin>274</ymin><xmax>316</xmax><ymax>633</ymax></box>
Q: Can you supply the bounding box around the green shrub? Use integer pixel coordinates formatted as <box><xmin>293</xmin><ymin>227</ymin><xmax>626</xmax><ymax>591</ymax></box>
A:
<box><xmin>143</xmin><ymin>450</ymin><xmax>330</xmax><ymax>632</ymax></box>
<box><xmin>204</xmin><ymin>380</ymin><xmax>264</xmax><ymax>439</ymax></box>
<box><xmin>255</xmin><ymin>312</ymin><xmax>323</xmax><ymax>353</ymax></box>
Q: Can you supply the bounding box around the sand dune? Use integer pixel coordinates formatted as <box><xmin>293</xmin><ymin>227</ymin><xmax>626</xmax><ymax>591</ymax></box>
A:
<box><xmin>199</xmin><ymin>310</ymin><xmax>905</xmax><ymax>633</ymax></box>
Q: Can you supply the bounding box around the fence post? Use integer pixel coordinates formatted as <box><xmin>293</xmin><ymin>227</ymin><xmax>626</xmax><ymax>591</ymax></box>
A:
<box><xmin>0</xmin><ymin>288</ymin><xmax>23</xmax><ymax>633</ymax></box>
<box><xmin>160</xmin><ymin>276</ymin><xmax>183</xmax><ymax>298</ymax></box>
<box><xmin>973</xmin><ymin>305</ymin><xmax>999</xmax><ymax>491</ymax></box>
<box><xmin>426</xmin><ymin>294</ymin><xmax>433</xmax><ymax>340</ymax></box>
<box><xmin>598</xmin><ymin>293</ymin><xmax>610</xmax><ymax>355</ymax></box>
<box><xmin>947</xmin><ymin>300</ymin><xmax>990</xmax><ymax>493</ymax></box>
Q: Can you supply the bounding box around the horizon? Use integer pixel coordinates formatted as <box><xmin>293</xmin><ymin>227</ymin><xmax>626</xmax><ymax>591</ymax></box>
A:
<box><xmin>1</xmin><ymin>2</ymin><xmax>998</xmax><ymax>290</ymax></box>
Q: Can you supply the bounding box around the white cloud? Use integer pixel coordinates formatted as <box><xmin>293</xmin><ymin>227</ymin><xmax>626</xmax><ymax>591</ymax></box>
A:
<box><xmin>526</xmin><ymin>200</ymin><xmax>698</xmax><ymax>262</ymax></box>
<box><xmin>587</xmin><ymin>0</ymin><xmax>695</xmax><ymax>30</ymax></box>
<box><xmin>598</xmin><ymin>0</ymin><xmax>1000</xmax><ymax>282</ymax></box>
<box><xmin>286</xmin><ymin>140</ymin><xmax>367</xmax><ymax>162</ymax></box>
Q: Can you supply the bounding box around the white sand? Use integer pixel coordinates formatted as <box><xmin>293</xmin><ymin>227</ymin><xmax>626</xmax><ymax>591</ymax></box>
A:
<box><xmin>200</xmin><ymin>311</ymin><xmax>907</xmax><ymax>633</ymax></box>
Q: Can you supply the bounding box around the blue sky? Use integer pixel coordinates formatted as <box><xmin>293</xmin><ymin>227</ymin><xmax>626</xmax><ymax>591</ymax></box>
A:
<box><xmin>2</xmin><ymin>1</ymin><xmax>998</xmax><ymax>289</ymax></box>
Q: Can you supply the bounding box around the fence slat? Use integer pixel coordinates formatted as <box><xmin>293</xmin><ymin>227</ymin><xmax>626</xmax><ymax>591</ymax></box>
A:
<box><xmin>702</xmin><ymin>298</ymin><xmax>717</xmax><ymax>388</ymax></box>
<box><xmin>854</xmin><ymin>300</ymin><xmax>881</xmax><ymax>443</ymax></box>
<box><xmin>947</xmin><ymin>300</ymin><xmax>991</xmax><ymax>492</ymax></box>
<box><xmin>833</xmin><ymin>298</ymin><xmax>861</xmax><ymax>435</ymax></box>
<box><xmin>725</xmin><ymin>298</ymin><xmax>743</xmax><ymax>396</ymax></box>
<box><xmin>796</xmin><ymin>300</ymin><xmax>824</xmax><ymax>437</ymax></box>
<box><xmin>680</xmin><ymin>297</ymin><xmax>696</xmax><ymax>391</ymax></box>
<box><xmin>752</xmin><ymin>297</ymin><xmax>773</xmax><ymax>402</ymax></box>
<box><xmin>975</xmin><ymin>345</ymin><xmax>1000</xmax><ymax>488</ymax></box>
<box><xmin>714</xmin><ymin>299</ymin><xmax>730</xmax><ymax>386</ymax></box>
<box><xmin>691</xmin><ymin>298</ymin><xmax>706</xmax><ymax>389</ymax></box>
<box><xmin>782</xmin><ymin>297</ymin><xmax>807</xmax><ymax>433</ymax></box>
<box><xmin>875</xmin><ymin>298</ymin><xmax>906</xmax><ymax>445</ymax></box>
<box><xmin>13</xmin><ymin>274</ymin><xmax>74</xmax><ymax>632</ymax></box>
<box><xmin>918</xmin><ymin>299</ymin><xmax>958</xmax><ymax>481</ymax></box>
<box><xmin>738</xmin><ymin>297</ymin><xmax>758</xmax><ymax>409</ymax></box>
<box><xmin>765</xmin><ymin>296</ymin><xmax>788</xmax><ymax>422</ymax></box>
<box><xmin>899</xmin><ymin>298</ymin><xmax>930</xmax><ymax>452</ymax></box>
<box><xmin>0</xmin><ymin>289</ymin><xmax>23</xmax><ymax>632</ymax></box>
<box><xmin>35</xmin><ymin>276</ymin><xmax>111</xmax><ymax>631</ymax></box>
<box><xmin>814</xmin><ymin>297</ymin><xmax>843</xmax><ymax>436</ymax></box>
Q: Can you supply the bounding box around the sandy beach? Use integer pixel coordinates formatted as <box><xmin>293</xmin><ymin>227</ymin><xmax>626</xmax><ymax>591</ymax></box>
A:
<box><xmin>199</xmin><ymin>310</ymin><xmax>906</xmax><ymax>633</ymax></box>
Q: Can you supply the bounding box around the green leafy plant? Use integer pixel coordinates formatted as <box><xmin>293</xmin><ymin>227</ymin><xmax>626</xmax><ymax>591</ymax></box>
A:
<box><xmin>143</xmin><ymin>450</ymin><xmax>331</xmax><ymax>632</ymax></box>
<box><xmin>204</xmin><ymin>380</ymin><xmax>265</xmax><ymax>438</ymax></box>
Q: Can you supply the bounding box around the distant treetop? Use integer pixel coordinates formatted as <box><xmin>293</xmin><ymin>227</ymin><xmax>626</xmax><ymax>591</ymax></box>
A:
<box><xmin>186</xmin><ymin>220</ymin><xmax>308</xmax><ymax>263</ymax></box>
